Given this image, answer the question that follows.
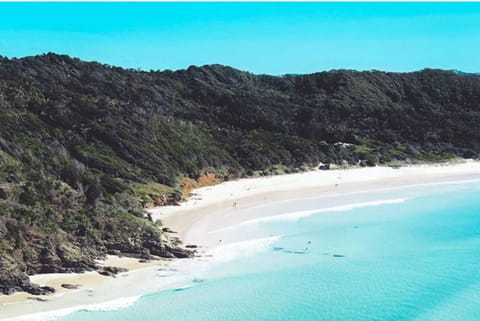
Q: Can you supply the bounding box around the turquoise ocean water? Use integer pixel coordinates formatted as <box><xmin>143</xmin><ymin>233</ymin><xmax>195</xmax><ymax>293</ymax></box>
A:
<box><xmin>57</xmin><ymin>181</ymin><xmax>480</xmax><ymax>321</ymax></box>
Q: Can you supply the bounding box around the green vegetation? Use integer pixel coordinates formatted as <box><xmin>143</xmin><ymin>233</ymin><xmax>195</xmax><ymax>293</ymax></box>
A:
<box><xmin>130</xmin><ymin>181</ymin><xmax>182</xmax><ymax>208</ymax></box>
<box><xmin>0</xmin><ymin>53</ymin><xmax>479</xmax><ymax>294</ymax></box>
<box><xmin>0</xmin><ymin>151</ymin><xmax>22</xmax><ymax>182</ymax></box>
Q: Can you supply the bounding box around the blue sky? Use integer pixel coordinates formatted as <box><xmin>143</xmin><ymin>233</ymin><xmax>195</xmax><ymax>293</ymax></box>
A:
<box><xmin>0</xmin><ymin>2</ymin><xmax>479</xmax><ymax>74</ymax></box>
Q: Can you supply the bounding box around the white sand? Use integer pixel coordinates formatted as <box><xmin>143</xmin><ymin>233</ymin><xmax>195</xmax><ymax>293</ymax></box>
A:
<box><xmin>0</xmin><ymin>256</ymin><xmax>173</xmax><ymax>319</ymax></box>
<box><xmin>2</xmin><ymin>161</ymin><xmax>480</xmax><ymax>320</ymax></box>
<box><xmin>150</xmin><ymin>161</ymin><xmax>480</xmax><ymax>248</ymax></box>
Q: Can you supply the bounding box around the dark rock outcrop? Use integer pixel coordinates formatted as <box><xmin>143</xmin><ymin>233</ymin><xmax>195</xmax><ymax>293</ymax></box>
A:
<box><xmin>0</xmin><ymin>271</ymin><xmax>55</xmax><ymax>295</ymax></box>
<box><xmin>98</xmin><ymin>266</ymin><xmax>128</xmax><ymax>277</ymax></box>
<box><xmin>61</xmin><ymin>283</ymin><xmax>80</xmax><ymax>289</ymax></box>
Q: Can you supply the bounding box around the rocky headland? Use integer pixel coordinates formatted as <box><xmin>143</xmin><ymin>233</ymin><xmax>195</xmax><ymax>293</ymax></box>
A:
<box><xmin>0</xmin><ymin>53</ymin><xmax>479</xmax><ymax>295</ymax></box>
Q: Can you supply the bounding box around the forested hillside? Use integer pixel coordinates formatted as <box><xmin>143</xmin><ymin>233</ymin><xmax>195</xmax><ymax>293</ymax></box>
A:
<box><xmin>1</xmin><ymin>53</ymin><xmax>479</xmax><ymax>294</ymax></box>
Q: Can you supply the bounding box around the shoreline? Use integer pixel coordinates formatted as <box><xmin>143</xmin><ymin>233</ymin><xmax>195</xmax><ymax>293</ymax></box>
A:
<box><xmin>151</xmin><ymin>160</ymin><xmax>480</xmax><ymax>247</ymax></box>
<box><xmin>0</xmin><ymin>255</ymin><xmax>174</xmax><ymax>320</ymax></box>
<box><xmin>2</xmin><ymin>161</ymin><xmax>480</xmax><ymax>320</ymax></box>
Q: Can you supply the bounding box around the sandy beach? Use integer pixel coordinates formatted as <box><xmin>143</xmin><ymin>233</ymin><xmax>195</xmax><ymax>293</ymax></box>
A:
<box><xmin>2</xmin><ymin>161</ymin><xmax>480</xmax><ymax>320</ymax></box>
<box><xmin>0</xmin><ymin>255</ymin><xmax>175</xmax><ymax>320</ymax></box>
<box><xmin>151</xmin><ymin>160</ymin><xmax>480</xmax><ymax>248</ymax></box>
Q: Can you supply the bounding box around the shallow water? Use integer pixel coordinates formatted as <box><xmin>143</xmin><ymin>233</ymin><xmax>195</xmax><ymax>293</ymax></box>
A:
<box><xmin>54</xmin><ymin>182</ymin><xmax>480</xmax><ymax>321</ymax></box>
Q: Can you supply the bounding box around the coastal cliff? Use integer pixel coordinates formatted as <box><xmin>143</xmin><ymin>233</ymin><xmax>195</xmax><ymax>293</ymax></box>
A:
<box><xmin>0</xmin><ymin>53</ymin><xmax>479</xmax><ymax>295</ymax></box>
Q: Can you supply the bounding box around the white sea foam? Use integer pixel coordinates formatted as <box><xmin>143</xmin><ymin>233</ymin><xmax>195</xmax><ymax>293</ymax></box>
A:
<box><xmin>173</xmin><ymin>235</ymin><xmax>282</xmax><ymax>279</ymax></box>
<box><xmin>132</xmin><ymin>235</ymin><xmax>283</xmax><ymax>296</ymax></box>
<box><xmin>2</xmin><ymin>295</ymin><xmax>140</xmax><ymax>321</ymax></box>
<box><xmin>79</xmin><ymin>295</ymin><xmax>140</xmax><ymax>312</ymax></box>
<box><xmin>212</xmin><ymin>198</ymin><xmax>410</xmax><ymax>233</ymax></box>
<box><xmin>205</xmin><ymin>235</ymin><xmax>282</xmax><ymax>264</ymax></box>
